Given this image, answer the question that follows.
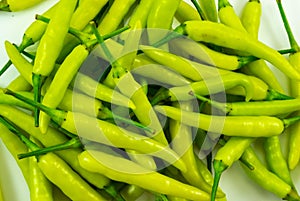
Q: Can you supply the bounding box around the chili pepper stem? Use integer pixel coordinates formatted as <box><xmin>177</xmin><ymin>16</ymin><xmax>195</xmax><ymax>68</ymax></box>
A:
<box><xmin>265</xmin><ymin>89</ymin><xmax>293</xmax><ymax>100</ymax></box>
<box><xmin>191</xmin><ymin>92</ymin><xmax>230</xmax><ymax>114</ymax></box>
<box><xmin>190</xmin><ymin>0</ymin><xmax>205</xmax><ymax>20</ymax></box>
<box><xmin>150</xmin><ymin>88</ymin><xmax>171</xmax><ymax>105</ymax></box>
<box><xmin>283</xmin><ymin>116</ymin><xmax>300</xmax><ymax>128</ymax></box>
<box><xmin>5</xmin><ymin>89</ymin><xmax>66</xmax><ymax>125</ymax></box>
<box><xmin>276</xmin><ymin>0</ymin><xmax>300</xmax><ymax>52</ymax></box>
<box><xmin>99</xmin><ymin>107</ymin><xmax>155</xmax><ymax>134</ymax></box>
<box><xmin>151</xmin><ymin>24</ymin><xmax>186</xmax><ymax>48</ymax></box>
<box><xmin>32</xmin><ymin>73</ymin><xmax>42</xmax><ymax>127</ymax></box>
<box><xmin>18</xmin><ymin>137</ymin><xmax>82</xmax><ymax>159</ymax></box>
<box><xmin>211</xmin><ymin>160</ymin><xmax>228</xmax><ymax>201</ymax></box>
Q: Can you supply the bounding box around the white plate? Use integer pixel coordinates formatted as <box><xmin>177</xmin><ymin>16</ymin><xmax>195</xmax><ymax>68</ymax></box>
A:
<box><xmin>1</xmin><ymin>0</ymin><xmax>300</xmax><ymax>200</ymax></box>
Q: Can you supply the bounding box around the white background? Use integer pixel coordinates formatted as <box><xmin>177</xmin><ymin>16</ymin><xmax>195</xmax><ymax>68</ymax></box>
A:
<box><xmin>1</xmin><ymin>0</ymin><xmax>300</xmax><ymax>200</ymax></box>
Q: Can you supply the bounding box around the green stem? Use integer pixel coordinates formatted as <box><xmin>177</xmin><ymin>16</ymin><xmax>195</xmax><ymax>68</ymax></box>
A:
<box><xmin>99</xmin><ymin>107</ymin><xmax>155</xmax><ymax>134</ymax></box>
<box><xmin>150</xmin><ymin>88</ymin><xmax>170</xmax><ymax>106</ymax></box>
<box><xmin>151</xmin><ymin>24</ymin><xmax>186</xmax><ymax>48</ymax></box>
<box><xmin>103</xmin><ymin>182</ymin><xmax>126</xmax><ymax>201</ymax></box>
<box><xmin>18</xmin><ymin>138</ymin><xmax>82</xmax><ymax>159</ymax></box>
<box><xmin>0</xmin><ymin>2</ymin><xmax>9</xmax><ymax>11</ymax></box>
<box><xmin>278</xmin><ymin>48</ymin><xmax>296</xmax><ymax>54</ymax></box>
<box><xmin>265</xmin><ymin>89</ymin><xmax>294</xmax><ymax>101</ymax></box>
<box><xmin>283</xmin><ymin>116</ymin><xmax>300</xmax><ymax>128</ymax></box>
<box><xmin>50</xmin><ymin>121</ymin><xmax>77</xmax><ymax>138</ymax></box>
<box><xmin>85</xmin><ymin>25</ymin><xmax>130</xmax><ymax>48</ymax></box>
<box><xmin>90</xmin><ymin>22</ymin><xmax>116</xmax><ymax>66</ymax></box>
<box><xmin>276</xmin><ymin>0</ymin><xmax>300</xmax><ymax>51</ymax></box>
<box><xmin>5</xmin><ymin>89</ymin><xmax>66</xmax><ymax>125</ymax></box>
<box><xmin>192</xmin><ymin>92</ymin><xmax>230</xmax><ymax>114</ymax></box>
<box><xmin>32</xmin><ymin>74</ymin><xmax>42</xmax><ymax>127</ymax></box>
<box><xmin>218</xmin><ymin>0</ymin><xmax>231</xmax><ymax>10</ymax></box>
<box><xmin>211</xmin><ymin>160</ymin><xmax>228</xmax><ymax>201</ymax></box>
<box><xmin>190</xmin><ymin>0</ymin><xmax>206</xmax><ymax>20</ymax></box>
<box><xmin>238</xmin><ymin>55</ymin><xmax>259</xmax><ymax>68</ymax></box>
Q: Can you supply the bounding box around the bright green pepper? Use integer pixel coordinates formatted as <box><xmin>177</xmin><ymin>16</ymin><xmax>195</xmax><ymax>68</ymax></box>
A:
<box><xmin>78</xmin><ymin>150</ymin><xmax>211</xmax><ymax>200</ymax></box>
<box><xmin>181</xmin><ymin>20</ymin><xmax>300</xmax><ymax>80</ymax></box>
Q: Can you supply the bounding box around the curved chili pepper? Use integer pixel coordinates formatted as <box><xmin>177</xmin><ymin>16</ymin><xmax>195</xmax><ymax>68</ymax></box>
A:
<box><xmin>181</xmin><ymin>20</ymin><xmax>300</xmax><ymax>80</ymax></box>
<box><xmin>240</xmin><ymin>0</ymin><xmax>284</xmax><ymax>93</ymax></box>
<box><xmin>240</xmin><ymin>147</ymin><xmax>300</xmax><ymax>200</ymax></box>
<box><xmin>78</xmin><ymin>150</ymin><xmax>211</xmax><ymax>200</ymax></box>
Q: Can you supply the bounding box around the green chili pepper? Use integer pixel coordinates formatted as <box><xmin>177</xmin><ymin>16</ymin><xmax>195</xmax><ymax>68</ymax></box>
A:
<box><xmin>0</xmin><ymin>105</ymin><xmax>111</xmax><ymax>190</ymax></box>
<box><xmin>97</xmin><ymin>0</ymin><xmax>136</xmax><ymax>35</ymax></box>
<box><xmin>155</xmin><ymin>105</ymin><xmax>300</xmax><ymax>137</ymax></box>
<box><xmin>93</xmin><ymin>23</ymin><xmax>170</xmax><ymax>146</ymax></box>
<box><xmin>211</xmin><ymin>137</ymin><xmax>255</xmax><ymax>201</ymax></box>
<box><xmin>240</xmin><ymin>0</ymin><xmax>284</xmax><ymax>93</ymax></box>
<box><xmin>128</xmin><ymin>0</ymin><xmax>155</xmax><ymax>28</ymax></box>
<box><xmin>28</xmin><ymin>136</ymin><xmax>53</xmax><ymax>201</ymax></box>
<box><xmin>131</xmin><ymin>55</ymin><xmax>191</xmax><ymax>86</ymax></box>
<box><xmin>140</xmin><ymin>45</ymin><xmax>230</xmax><ymax>81</ymax></box>
<box><xmin>0</xmin><ymin>184</ymin><xmax>3</xmax><ymax>201</ymax></box>
<box><xmin>0</xmin><ymin>0</ymin><xmax>43</xmax><ymax>11</ymax></box>
<box><xmin>218</xmin><ymin>0</ymin><xmax>247</xmax><ymax>33</ymax></box>
<box><xmin>78</xmin><ymin>150</ymin><xmax>211</xmax><ymax>200</ymax></box>
<box><xmin>169</xmin><ymin>101</ymin><xmax>225</xmax><ymax>198</ymax></box>
<box><xmin>181</xmin><ymin>20</ymin><xmax>300</xmax><ymax>80</ymax></box>
<box><xmin>175</xmin><ymin>1</ymin><xmax>201</xmax><ymax>23</ymax></box>
<box><xmin>241</xmin><ymin>0</ymin><xmax>261</xmax><ymax>38</ymax></box>
<box><xmin>71</xmin><ymin>72</ymin><xmax>136</xmax><ymax>109</ymax></box>
<box><xmin>194</xmin><ymin>94</ymin><xmax>299</xmax><ymax>116</ymax></box>
<box><xmin>240</xmin><ymin>147</ymin><xmax>300</xmax><ymax>200</ymax></box>
<box><xmin>5</xmin><ymin>90</ymin><xmax>187</xmax><ymax>172</ymax></box>
<box><xmin>39</xmin><ymin>45</ymin><xmax>89</xmax><ymax>133</ymax></box>
<box><xmin>32</xmin><ymin>0</ymin><xmax>78</xmax><ymax>126</ymax></box>
<box><xmin>263</xmin><ymin>136</ymin><xmax>293</xmax><ymax>186</ymax></box>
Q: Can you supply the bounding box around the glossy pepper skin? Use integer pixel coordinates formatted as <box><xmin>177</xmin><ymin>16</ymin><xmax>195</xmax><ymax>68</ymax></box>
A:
<box><xmin>155</xmin><ymin>105</ymin><xmax>284</xmax><ymax>137</ymax></box>
<box><xmin>182</xmin><ymin>20</ymin><xmax>300</xmax><ymax>80</ymax></box>
<box><xmin>78</xmin><ymin>150</ymin><xmax>211</xmax><ymax>201</ymax></box>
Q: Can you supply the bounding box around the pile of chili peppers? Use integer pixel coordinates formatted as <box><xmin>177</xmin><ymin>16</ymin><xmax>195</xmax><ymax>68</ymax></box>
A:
<box><xmin>1</xmin><ymin>0</ymin><xmax>300</xmax><ymax>200</ymax></box>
